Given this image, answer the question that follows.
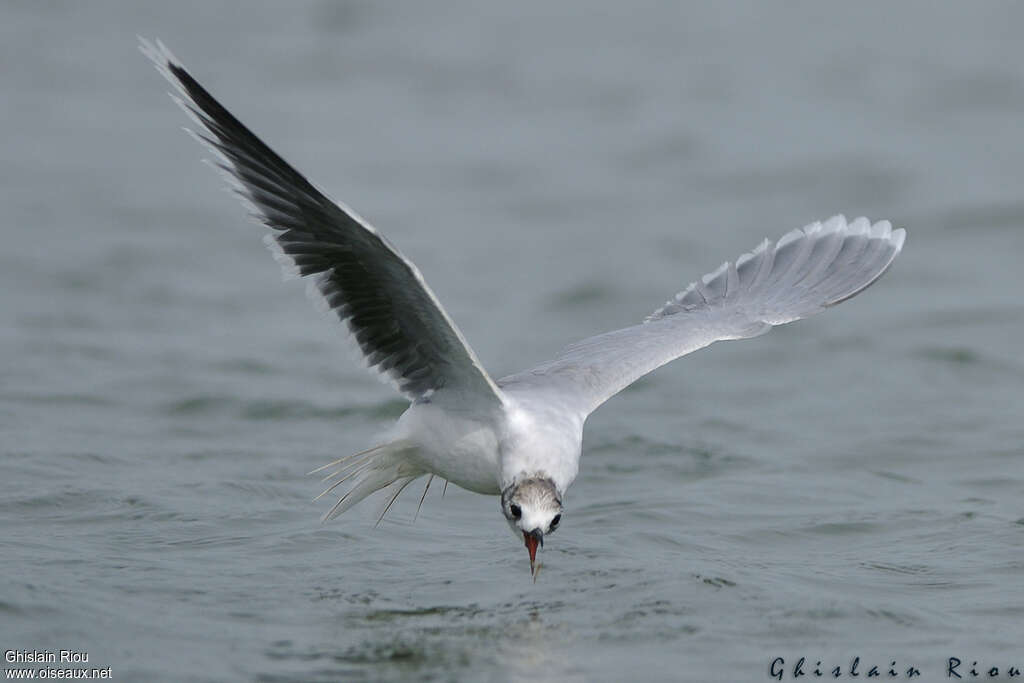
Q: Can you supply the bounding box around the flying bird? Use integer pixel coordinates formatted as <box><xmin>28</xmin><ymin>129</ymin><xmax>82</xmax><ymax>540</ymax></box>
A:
<box><xmin>142</xmin><ymin>39</ymin><xmax>905</xmax><ymax>578</ymax></box>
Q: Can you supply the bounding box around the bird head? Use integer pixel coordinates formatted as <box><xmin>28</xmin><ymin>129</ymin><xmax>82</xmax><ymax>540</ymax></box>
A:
<box><xmin>501</xmin><ymin>477</ymin><xmax>562</xmax><ymax>577</ymax></box>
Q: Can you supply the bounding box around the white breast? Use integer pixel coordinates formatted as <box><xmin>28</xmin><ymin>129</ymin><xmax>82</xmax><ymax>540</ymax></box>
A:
<box><xmin>497</xmin><ymin>390</ymin><xmax>585</xmax><ymax>494</ymax></box>
<box><xmin>395</xmin><ymin>388</ymin><xmax>585</xmax><ymax>497</ymax></box>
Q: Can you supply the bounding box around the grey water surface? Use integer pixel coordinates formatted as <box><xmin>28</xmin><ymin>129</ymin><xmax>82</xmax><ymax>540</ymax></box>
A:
<box><xmin>2</xmin><ymin>2</ymin><xmax>1023</xmax><ymax>681</ymax></box>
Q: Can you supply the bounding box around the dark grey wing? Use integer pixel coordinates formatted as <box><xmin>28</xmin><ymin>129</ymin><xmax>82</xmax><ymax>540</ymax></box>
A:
<box><xmin>141</xmin><ymin>39</ymin><xmax>503</xmax><ymax>411</ymax></box>
<box><xmin>499</xmin><ymin>216</ymin><xmax>905</xmax><ymax>419</ymax></box>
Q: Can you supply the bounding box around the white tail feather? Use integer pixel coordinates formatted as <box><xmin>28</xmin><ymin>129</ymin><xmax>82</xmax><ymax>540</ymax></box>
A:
<box><xmin>313</xmin><ymin>440</ymin><xmax>423</xmax><ymax>522</ymax></box>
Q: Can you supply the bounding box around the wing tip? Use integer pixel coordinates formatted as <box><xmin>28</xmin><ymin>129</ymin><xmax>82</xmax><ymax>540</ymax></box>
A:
<box><xmin>822</xmin><ymin>218</ymin><xmax>906</xmax><ymax>308</ymax></box>
<box><xmin>648</xmin><ymin>214</ymin><xmax>907</xmax><ymax>320</ymax></box>
<box><xmin>890</xmin><ymin>226</ymin><xmax>907</xmax><ymax>253</ymax></box>
<box><xmin>139</xmin><ymin>37</ymin><xmax>185</xmax><ymax>89</ymax></box>
<box><xmin>139</xmin><ymin>36</ymin><xmax>183</xmax><ymax>70</ymax></box>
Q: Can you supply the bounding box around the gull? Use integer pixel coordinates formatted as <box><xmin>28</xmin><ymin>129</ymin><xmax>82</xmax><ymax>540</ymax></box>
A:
<box><xmin>142</xmin><ymin>39</ymin><xmax>906</xmax><ymax>578</ymax></box>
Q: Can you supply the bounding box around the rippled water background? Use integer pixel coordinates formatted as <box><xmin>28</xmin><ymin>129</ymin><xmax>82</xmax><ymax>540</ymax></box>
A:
<box><xmin>3</xmin><ymin>2</ymin><xmax>1023</xmax><ymax>681</ymax></box>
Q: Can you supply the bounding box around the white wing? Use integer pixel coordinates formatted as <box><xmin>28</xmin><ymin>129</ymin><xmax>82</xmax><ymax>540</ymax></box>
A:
<box><xmin>499</xmin><ymin>215</ymin><xmax>905</xmax><ymax>418</ymax></box>
<box><xmin>141</xmin><ymin>39</ymin><xmax>504</xmax><ymax>414</ymax></box>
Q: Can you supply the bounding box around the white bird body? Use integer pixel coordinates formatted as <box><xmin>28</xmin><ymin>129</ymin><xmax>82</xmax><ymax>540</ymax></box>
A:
<box><xmin>393</xmin><ymin>402</ymin><xmax>504</xmax><ymax>495</ymax></box>
<box><xmin>142</xmin><ymin>38</ymin><xmax>906</xmax><ymax>574</ymax></box>
<box><xmin>383</xmin><ymin>387</ymin><xmax>586</xmax><ymax>496</ymax></box>
<box><xmin>494</xmin><ymin>392</ymin><xmax>584</xmax><ymax>493</ymax></box>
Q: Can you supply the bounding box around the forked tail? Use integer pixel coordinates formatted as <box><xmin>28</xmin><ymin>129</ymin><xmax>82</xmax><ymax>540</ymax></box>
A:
<box><xmin>310</xmin><ymin>440</ymin><xmax>423</xmax><ymax>522</ymax></box>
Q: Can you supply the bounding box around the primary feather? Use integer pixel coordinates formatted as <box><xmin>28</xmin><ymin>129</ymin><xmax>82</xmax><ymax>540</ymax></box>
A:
<box><xmin>139</xmin><ymin>38</ymin><xmax>504</xmax><ymax>415</ymax></box>
<box><xmin>499</xmin><ymin>216</ymin><xmax>905</xmax><ymax>418</ymax></box>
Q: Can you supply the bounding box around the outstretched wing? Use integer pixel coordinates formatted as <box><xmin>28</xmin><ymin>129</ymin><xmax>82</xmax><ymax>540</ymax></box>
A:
<box><xmin>141</xmin><ymin>39</ymin><xmax>504</xmax><ymax>413</ymax></box>
<box><xmin>499</xmin><ymin>215</ymin><xmax>905</xmax><ymax>418</ymax></box>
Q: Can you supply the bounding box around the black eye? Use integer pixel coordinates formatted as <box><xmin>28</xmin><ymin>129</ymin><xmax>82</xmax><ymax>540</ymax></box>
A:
<box><xmin>550</xmin><ymin>514</ymin><xmax>561</xmax><ymax>529</ymax></box>
<box><xmin>509</xmin><ymin>504</ymin><xmax>521</xmax><ymax>519</ymax></box>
